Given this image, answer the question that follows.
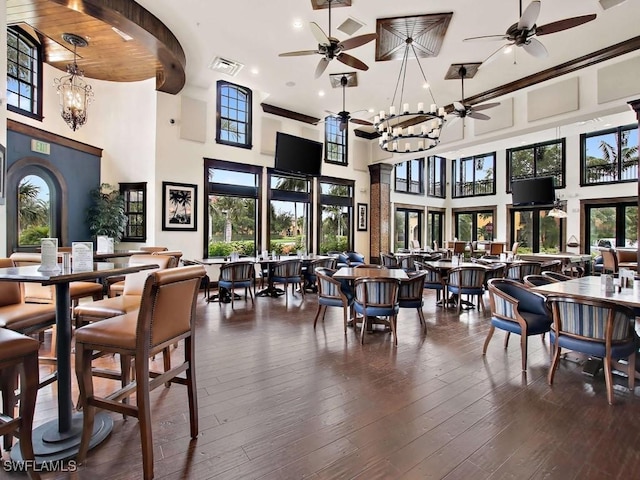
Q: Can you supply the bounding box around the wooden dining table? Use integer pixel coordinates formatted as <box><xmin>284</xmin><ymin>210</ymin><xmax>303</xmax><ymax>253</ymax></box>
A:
<box><xmin>0</xmin><ymin>261</ymin><xmax>157</xmax><ymax>464</ymax></box>
<box><xmin>332</xmin><ymin>267</ymin><xmax>408</xmax><ymax>281</ymax></box>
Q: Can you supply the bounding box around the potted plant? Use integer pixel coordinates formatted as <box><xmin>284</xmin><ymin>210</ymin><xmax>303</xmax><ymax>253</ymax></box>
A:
<box><xmin>86</xmin><ymin>183</ymin><xmax>128</xmax><ymax>243</ymax></box>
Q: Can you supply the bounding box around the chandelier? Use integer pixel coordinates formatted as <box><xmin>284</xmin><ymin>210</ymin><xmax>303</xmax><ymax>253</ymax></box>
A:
<box><xmin>54</xmin><ymin>33</ymin><xmax>93</xmax><ymax>131</ymax></box>
<box><xmin>374</xmin><ymin>37</ymin><xmax>445</xmax><ymax>153</ymax></box>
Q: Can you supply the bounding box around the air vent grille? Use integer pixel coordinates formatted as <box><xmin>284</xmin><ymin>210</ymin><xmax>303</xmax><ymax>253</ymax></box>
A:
<box><xmin>209</xmin><ymin>56</ymin><xmax>244</xmax><ymax>76</ymax></box>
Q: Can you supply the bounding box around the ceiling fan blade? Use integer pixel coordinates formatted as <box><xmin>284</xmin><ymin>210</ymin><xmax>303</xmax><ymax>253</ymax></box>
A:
<box><xmin>535</xmin><ymin>14</ymin><xmax>597</xmax><ymax>36</ymax></box>
<box><xmin>472</xmin><ymin>102</ymin><xmax>501</xmax><ymax>111</ymax></box>
<box><xmin>279</xmin><ymin>50</ymin><xmax>320</xmax><ymax>57</ymax></box>
<box><xmin>310</xmin><ymin>22</ymin><xmax>330</xmax><ymax>46</ymax></box>
<box><xmin>340</xmin><ymin>33</ymin><xmax>377</xmax><ymax>51</ymax></box>
<box><xmin>522</xmin><ymin>37</ymin><xmax>548</xmax><ymax>58</ymax></box>
<box><xmin>463</xmin><ymin>34</ymin><xmax>509</xmax><ymax>42</ymax></box>
<box><xmin>315</xmin><ymin>58</ymin><xmax>330</xmax><ymax>78</ymax></box>
<box><xmin>336</xmin><ymin>52</ymin><xmax>369</xmax><ymax>71</ymax></box>
<box><xmin>468</xmin><ymin>111</ymin><xmax>491</xmax><ymax>121</ymax></box>
<box><xmin>478</xmin><ymin>43</ymin><xmax>511</xmax><ymax>69</ymax></box>
<box><xmin>453</xmin><ymin>101</ymin><xmax>465</xmax><ymax>112</ymax></box>
<box><xmin>350</xmin><ymin>118</ymin><xmax>373</xmax><ymax>126</ymax></box>
<box><xmin>518</xmin><ymin>1</ymin><xmax>541</xmax><ymax>30</ymax></box>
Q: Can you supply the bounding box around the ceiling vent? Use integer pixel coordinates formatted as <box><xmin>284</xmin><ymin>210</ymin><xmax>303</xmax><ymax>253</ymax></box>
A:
<box><xmin>208</xmin><ymin>56</ymin><xmax>244</xmax><ymax>76</ymax></box>
<box><xmin>329</xmin><ymin>72</ymin><xmax>357</xmax><ymax>88</ymax></box>
<box><xmin>338</xmin><ymin>17</ymin><xmax>364</xmax><ymax>36</ymax></box>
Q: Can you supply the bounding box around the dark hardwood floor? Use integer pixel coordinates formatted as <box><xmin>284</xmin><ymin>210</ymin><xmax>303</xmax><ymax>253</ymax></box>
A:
<box><xmin>6</xmin><ymin>288</ymin><xmax>640</xmax><ymax>479</ymax></box>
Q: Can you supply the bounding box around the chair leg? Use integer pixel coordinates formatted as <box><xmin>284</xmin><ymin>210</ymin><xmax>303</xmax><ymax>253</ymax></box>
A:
<box><xmin>628</xmin><ymin>351</ymin><xmax>636</xmax><ymax>392</ymax></box>
<box><xmin>520</xmin><ymin>335</ymin><xmax>528</xmax><ymax>371</ymax></box>
<box><xmin>1</xmin><ymin>366</ymin><xmax>18</xmax><ymax>450</ymax></box>
<box><xmin>389</xmin><ymin>314</ymin><xmax>398</xmax><ymax>346</ymax></box>
<box><xmin>248</xmin><ymin>286</ymin><xmax>254</xmax><ymax>305</ymax></box>
<box><xmin>417</xmin><ymin>308</ymin><xmax>427</xmax><ymax>333</ymax></box>
<box><xmin>603</xmin><ymin>354</ymin><xmax>615</xmax><ymax>405</ymax></box>
<box><xmin>230</xmin><ymin>286</ymin><xmax>235</xmax><ymax>308</ymax></box>
<box><xmin>313</xmin><ymin>304</ymin><xmax>326</xmax><ymax>328</ymax></box>
<box><xmin>547</xmin><ymin>342</ymin><xmax>562</xmax><ymax>386</ymax></box>
<box><xmin>477</xmin><ymin>294</ymin><xmax>485</xmax><ymax>313</ymax></box>
<box><xmin>343</xmin><ymin>305</ymin><xmax>349</xmax><ymax>334</ymax></box>
<box><xmin>185</xmin><ymin>336</ymin><xmax>198</xmax><ymax>439</ymax></box>
<box><xmin>482</xmin><ymin>325</ymin><xmax>495</xmax><ymax>355</ymax></box>
<box><xmin>360</xmin><ymin>311</ymin><xmax>367</xmax><ymax>344</ymax></box>
<box><xmin>76</xmin><ymin>344</ymin><xmax>96</xmax><ymax>464</ymax></box>
<box><xmin>19</xmin><ymin>352</ymin><xmax>41</xmax><ymax>480</ymax></box>
<box><xmin>135</xmin><ymin>353</ymin><xmax>154</xmax><ymax>480</ymax></box>
<box><xmin>456</xmin><ymin>293</ymin><xmax>462</xmax><ymax>315</ymax></box>
<box><xmin>504</xmin><ymin>332</ymin><xmax>511</xmax><ymax>348</ymax></box>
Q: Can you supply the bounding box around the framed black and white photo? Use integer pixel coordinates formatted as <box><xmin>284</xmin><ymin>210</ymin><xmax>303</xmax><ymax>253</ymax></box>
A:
<box><xmin>162</xmin><ymin>181</ymin><xmax>197</xmax><ymax>231</ymax></box>
<box><xmin>0</xmin><ymin>143</ymin><xmax>5</xmax><ymax>205</ymax></box>
<box><xmin>357</xmin><ymin>203</ymin><xmax>368</xmax><ymax>231</ymax></box>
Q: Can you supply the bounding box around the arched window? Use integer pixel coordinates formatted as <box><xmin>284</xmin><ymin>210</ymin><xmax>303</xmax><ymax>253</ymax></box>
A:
<box><xmin>17</xmin><ymin>174</ymin><xmax>51</xmax><ymax>247</ymax></box>
<box><xmin>216</xmin><ymin>80</ymin><xmax>253</xmax><ymax>149</ymax></box>
<box><xmin>7</xmin><ymin>26</ymin><xmax>43</xmax><ymax>119</ymax></box>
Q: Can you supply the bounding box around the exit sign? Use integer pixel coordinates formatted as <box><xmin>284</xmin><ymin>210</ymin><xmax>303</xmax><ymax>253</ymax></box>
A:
<box><xmin>31</xmin><ymin>139</ymin><xmax>50</xmax><ymax>155</ymax></box>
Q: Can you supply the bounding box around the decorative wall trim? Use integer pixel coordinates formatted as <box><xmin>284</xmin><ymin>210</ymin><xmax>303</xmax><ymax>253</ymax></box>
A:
<box><xmin>7</xmin><ymin>119</ymin><xmax>103</xmax><ymax>157</ymax></box>
<box><xmin>261</xmin><ymin>103</ymin><xmax>320</xmax><ymax>125</ymax></box>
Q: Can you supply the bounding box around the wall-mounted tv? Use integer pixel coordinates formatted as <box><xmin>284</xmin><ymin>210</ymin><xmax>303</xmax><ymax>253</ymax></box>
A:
<box><xmin>274</xmin><ymin>132</ymin><xmax>323</xmax><ymax>177</ymax></box>
<box><xmin>511</xmin><ymin>176</ymin><xmax>555</xmax><ymax>206</ymax></box>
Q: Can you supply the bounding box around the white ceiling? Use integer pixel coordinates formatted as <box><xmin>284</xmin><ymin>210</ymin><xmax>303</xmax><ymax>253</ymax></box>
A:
<box><xmin>134</xmin><ymin>0</ymin><xmax>639</xmax><ymax>128</ymax></box>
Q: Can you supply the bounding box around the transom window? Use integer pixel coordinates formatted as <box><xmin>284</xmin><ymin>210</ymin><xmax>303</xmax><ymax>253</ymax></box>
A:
<box><xmin>452</xmin><ymin>153</ymin><xmax>495</xmax><ymax>198</ymax></box>
<box><xmin>324</xmin><ymin>116</ymin><xmax>347</xmax><ymax>165</ymax></box>
<box><xmin>427</xmin><ymin>156</ymin><xmax>446</xmax><ymax>198</ymax></box>
<box><xmin>581</xmin><ymin>124</ymin><xmax>638</xmax><ymax>185</ymax></box>
<box><xmin>395</xmin><ymin>158</ymin><xmax>423</xmax><ymax>194</ymax></box>
<box><xmin>507</xmin><ymin>139</ymin><xmax>565</xmax><ymax>191</ymax></box>
<box><xmin>7</xmin><ymin>27</ymin><xmax>42</xmax><ymax>119</ymax></box>
<box><xmin>216</xmin><ymin>80</ymin><xmax>252</xmax><ymax>149</ymax></box>
<box><xmin>119</xmin><ymin>183</ymin><xmax>146</xmax><ymax>242</ymax></box>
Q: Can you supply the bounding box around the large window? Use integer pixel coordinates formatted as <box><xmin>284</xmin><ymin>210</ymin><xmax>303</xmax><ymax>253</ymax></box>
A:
<box><xmin>395</xmin><ymin>208</ymin><xmax>422</xmax><ymax>251</ymax></box>
<box><xmin>205</xmin><ymin>159</ymin><xmax>261</xmax><ymax>258</ymax></box>
<box><xmin>510</xmin><ymin>207</ymin><xmax>564</xmax><ymax>254</ymax></box>
<box><xmin>119</xmin><ymin>182</ymin><xmax>146</xmax><ymax>242</ymax></box>
<box><xmin>581</xmin><ymin>124</ymin><xmax>638</xmax><ymax>185</ymax></box>
<box><xmin>324</xmin><ymin>116</ymin><xmax>347</xmax><ymax>165</ymax></box>
<box><xmin>454</xmin><ymin>209</ymin><xmax>495</xmax><ymax>242</ymax></box>
<box><xmin>7</xmin><ymin>27</ymin><xmax>42</xmax><ymax>119</ymax></box>
<box><xmin>427</xmin><ymin>210</ymin><xmax>444</xmax><ymax>250</ymax></box>
<box><xmin>584</xmin><ymin>200</ymin><xmax>637</xmax><ymax>254</ymax></box>
<box><xmin>507</xmin><ymin>139</ymin><xmax>565</xmax><ymax>191</ymax></box>
<box><xmin>216</xmin><ymin>80</ymin><xmax>252</xmax><ymax>149</ymax></box>
<box><xmin>268</xmin><ymin>172</ymin><xmax>312</xmax><ymax>254</ymax></box>
<box><xmin>427</xmin><ymin>156</ymin><xmax>446</xmax><ymax>198</ymax></box>
<box><xmin>452</xmin><ymin>153</ymin><xmax>495</xmax><ymax>197</ymax></box>
<box><xmin>395</xmin><ymin>158</ymin><xmax>423</xmax><ymax>194</ymax></box>
<box><xmin>317</xmin><ymin>178</ymin><xmax>353</xmax><ymax>253</ymax></box>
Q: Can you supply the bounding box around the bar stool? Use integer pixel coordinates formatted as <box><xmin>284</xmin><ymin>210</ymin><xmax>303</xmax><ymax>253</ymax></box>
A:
<box><xmin>0</xmin><ymin>328</ymin><xmax>41</xmax><ymax>480</ymax></box>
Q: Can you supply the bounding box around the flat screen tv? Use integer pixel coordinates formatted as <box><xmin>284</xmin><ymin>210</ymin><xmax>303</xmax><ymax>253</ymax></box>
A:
<box><xmin>511</xmin><ymin>176</ymin><xmax>555</xmax><ymax>206</ymax></box>
<box><xmin>274</xmin><ymin>132</ymin><xmax>323</xmax><ymax>177</ymax></box>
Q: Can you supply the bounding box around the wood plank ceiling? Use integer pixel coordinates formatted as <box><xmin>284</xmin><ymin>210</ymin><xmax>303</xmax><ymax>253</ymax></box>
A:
<box><xmin>6</xmin><ymin>0</ymin><xmax>186</xmax><ymax>94</ymax></box>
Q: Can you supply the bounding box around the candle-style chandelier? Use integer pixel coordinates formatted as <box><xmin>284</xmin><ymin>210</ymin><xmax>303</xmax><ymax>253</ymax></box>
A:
<box><xmin>54</xmin><ymin>33</ymin><xmax>93</xmax><ymax>131</ymax></box>
<box><xmin>374</xmin><ymin>37</ymin><xmax>445</xmax><ymax>153</ymax></box>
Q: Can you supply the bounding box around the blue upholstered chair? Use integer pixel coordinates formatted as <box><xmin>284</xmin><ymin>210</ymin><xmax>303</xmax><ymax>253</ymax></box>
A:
<box><xmin>271</xmin><ymin>259</ymin><xmax>304</xmax><ymax>306</ymax></box>
<box><xmin>523</xmin><ymin>274</ymin><xmax>557</xmax><ymax>288</ymax></box>
<box><xmin>546</xmin><ymin>296</ymin><xmax>637</xmax><ymax>405</ymax></box>
<box><xmin>485</xmin><ymin>278</ymin><xmax>553</xmax><ymax>371</ymax></box>
<box><xmin>483</xmin><ymin>262</ymin><xmax>506</xmax><ymax>290</ymax></box>
<box><xmin>218</xmin><ymin>261</ymin><xmax>255</xmax><ymax>308</ymax></box>
<box><xmin>313</xmin><ymin>268</ymin><xmax>354</xmax><ymax>334</ymax></box>
<box><xmin>506</xmin><ymin>261</ymin><xmax>542</xmax><ymax>283</ymax></box>
<box><xmin>447</xmin><ymin>265</ymin><xmax>487</xmax><ymax>314</ymax></box>
<box><xmin>415</xmin><ymin>260</ymin><xmax>445</xmax><ymax>303</ymax></box>
<box><xmin>380</xmin><ymin>253</ymin><xmax>399</xmax><ymax>268</ymax></box>
<box><xmin>541</xmin><ymin>271</ymin><xmax>573</xmax><ymax>282</ymax></box>
<box><xmin>346</xmin><ymin>251</ymin><xmax>365</xmax><ymax>266</ymax></box>
<box><xmin>398</xmin><ymin>272</ymin><xmax>427</xmax><ymax>333</ymax></box>
<box><xmin>304</xmin><ymin>257</ymin><xmax>337</xmax><ymax>292</ymax></box>
<box><xmin>353</xmin><ymin>278</ymin><xmax>400</xmax><ymax>345</ymax></box>
<box><xmin>327</xmin><ymin>252</ymin><xmax>349</xmax><ymax>269</ymax></box>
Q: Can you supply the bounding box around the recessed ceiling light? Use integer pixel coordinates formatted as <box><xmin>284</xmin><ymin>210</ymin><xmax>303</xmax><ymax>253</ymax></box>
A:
<box><xmin>504</xmin><ymin>46</ymin><xmax>513</xmax><ymax>54</ymax></box>
<box><xmin>250</xmin><ymin>67</ymin><xmax>259</xmax><ymax>75</ymax></box>
<box><xmin>286</xmin><ymin>81</ymin><xmax>296</xmax><ymax>87</ymax></box>
<box><xmin>293</xmin><ymin>19</ymin><xmax>304</xmax><ymax>29</ymax></box>
<box><xmin>318</xmin><ymin>90</ymin><xmax>325</xmax><ymax>97</ymax></box>
<box><xmin>368</xmin><ymin>108</ymin><xmax>375</xmax><ymax>113</ymax></box>
<box><xmin>422</xmin><ymin>82</ymin><xmax>430</xmax><ymax>89</ymax></box>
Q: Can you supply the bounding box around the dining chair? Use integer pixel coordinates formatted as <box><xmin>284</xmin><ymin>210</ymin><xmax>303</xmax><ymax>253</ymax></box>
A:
<box><xmin>398</xmin><ymin>272</ymin><xmax>427</xmax><ymax>334</ymax></box>
<box><xmin>485</xmin><ymin>278</ymin><xmax>553</xmax><ymax>371</ymax></box>
<box><xmin>452</xmin><ymin>241</ymin><xmax>467</xmax><ymax>257</ymax></box>
<box><xmin>489</xmin><ymin>242</ymin><xmax>504</xmax><ymax>255</ymax></box>
<box><xmin>345</xmin><ymin>251</ymin><xmax>365</xmax><ymax>266</ymax></box>
<box><xmin>523</xmin><ymin>274</ymin><xmax>557</xmax><ymax>287</ymax></box>
<box><xmin>107</xmin><ymin>254</ymin><xmax>174</xmax><ymax>297</ymax></box>
<box><xmin>540</xmin><ymin>259</ymin><xmax>563</xmax><ymax>273</ymax></box>
<box><xmin>271</xmin><ymin>259</ymin><xmax>304</xmax><ymax>306</ymax></box>
<box><xmin>217</xmin><ymin>261</ymin><xmax>255</xmax><ymax>308</ymax></box>
<box><xmin>400</xmin><ymin>254</ymin><xmax>423</xmax><ymax>271</ymax></box>
<box><xmin>414</xmin><ymin>260</ymin><xmax>445</xmax><ymax>304</ymax></box>
<box><xmin>546</xmin><ymin>295</ymin><xmax>636</xmax><ymax>404</ymax></box>
<box><xmin>138</xmin><ymin>246</ymin><xmax>168</xmax><ymax>252</ymax></box>
<box><xmin>505</xmin><ymin>261</ymin><xmax>542</xmax><ymax>283</ymax></box>
<box><xmin>380</xmin><ymin>253</ymin><xmax>398</xmax><ymax>268</ymax></box>
<box><xmin>304</xmin><ymin>257</ymin><xmax>337</xmax><ymax>292</ymax></box>
<box><xmin>541</xmin><ymin>271</ymin><xmax>573</xmax><ymax>282</ymax></box>
<box><xmin>0</xmin><ymin>328</ymin><xmax>41</xmax><ymax>480</ymax></box>
<box><xmin>313</xmin><ymin>268</ymin><xmax>354</xmax><ymax>334</ymax></box>
<box><xmin>353</xmin><ymin>278</ymin><xmax>400</xmax><ymax>345</ymax></box>
<box><xmin>483</xmin><ymin>262</ymin><xmax>506</xmax><ymax>290</ymax></box>
<box><xmin>446</xmin><ymin>265</ymin><xmax>487</xmax><ymax>314</ymax></box>
<box><xmin>510</xmin><ymin>241</ymin><xmax>520</xmax><ymax>256</ymax></box>
<box><xmin>152</xmin><ymin>250</ymin><xmax>183</xmax><ymax>267</ymax></box>
<box><xmin>74</xmin><ymin>265</ymin><xmax>206</xmax><ymax>480</ymax></box>
<box><xmin>601</xmin><ymin>248</ymin><xmax>619</xmax><ymax>274</ymax></box>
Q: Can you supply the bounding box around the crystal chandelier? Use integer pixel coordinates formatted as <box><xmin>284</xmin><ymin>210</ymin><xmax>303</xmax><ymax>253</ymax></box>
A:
<box><xmin>374</xmin><ymin>37</ymin><xmax>445</xmax><ymax>153</ymax></box>
<box><xmin>54</xmin><ymin>33</ymin><xmax>93</xmax><ymax>131</ymax></box>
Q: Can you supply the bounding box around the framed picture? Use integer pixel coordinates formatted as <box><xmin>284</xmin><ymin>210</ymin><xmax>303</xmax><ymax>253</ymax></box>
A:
<box><xmin>0</xmin><ymin>143</ymin><xmax>5</xmax><ymax>205</ymax></box>
<box><xmin>357</xmin><ymin>203</ymin><xmax>368</xmax><ymax>231</ymax></box>
<box><xmin>162</xmin><ymin>181</ymin><xmax>197</xmax><ymax>231</ymax></box>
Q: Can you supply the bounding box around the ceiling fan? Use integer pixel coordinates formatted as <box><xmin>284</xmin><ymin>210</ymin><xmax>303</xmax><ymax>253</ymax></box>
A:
<box><xmin>448</xmin><ymin>66</ymin><xmax>500</xmax><ymax>124</ymax></box>
<box><xmin>278</xmin><ymin>0</ymin><xmax>377</xmax><ymax>78</ymax></box>
<box><xmin>463</xmin><ymin>0</ymin><xmax>596</xmax><ymax>63</ymax></box>
<box><xmin>323</xmin><ymin>75</ymin><xmax>373</xmax><ymax>132</ymax></box>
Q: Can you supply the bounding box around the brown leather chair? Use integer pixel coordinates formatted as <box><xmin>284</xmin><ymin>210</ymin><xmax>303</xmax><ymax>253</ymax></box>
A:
<box><xmin>0</xmin><ymin>328</ymin><xmax>41</xmax><ymax>480</ymax></box>
<box><xmin>152</xmin><ymin>250</ymin><xmax>182</xmax><ymax>268</ymax></box>
<box><xmin>489</xmin><ymin>242</ymin><xmax>505</xmax><ymax>255</ymax></box>
<box><xmin>138</xmin><ymin>246</ymin><xmax>168</xmax><ymax>253</ymax></box>
<box><xmin>74</xmin><ymin>265</ymin><xmax>205</xmax><ymax>480</ymax></box>
<box><xmin>601</xmin><ymin>248</ymin><xmax>618</xmax><ymax>274</ymax></box>
<box><xmin>108</xmin><ymin>254</ymin><xmax>173</xmax><ymax>297</ymax></box>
